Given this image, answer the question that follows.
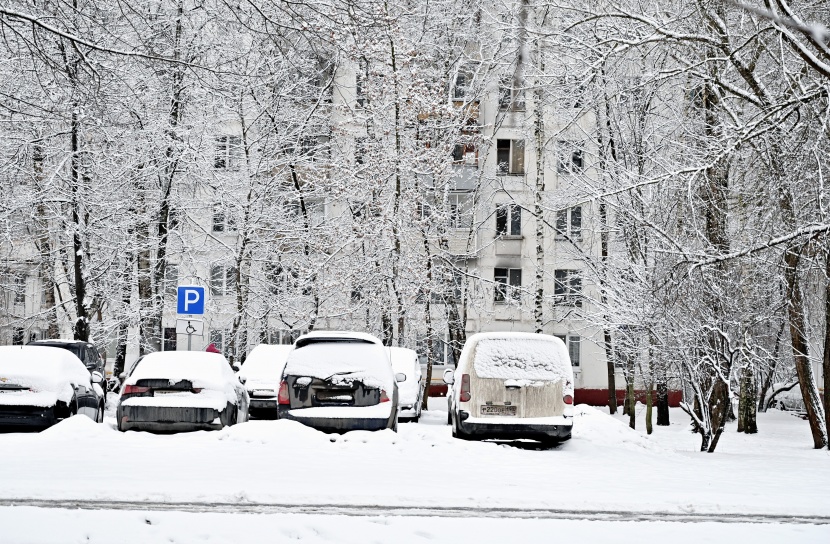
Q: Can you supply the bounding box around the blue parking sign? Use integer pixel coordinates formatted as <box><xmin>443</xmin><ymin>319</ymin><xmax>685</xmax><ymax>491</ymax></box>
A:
<box><xmin>177</xmin><ymin>286</ymin><xmax>205</xmax><ymax>315</ymax></box>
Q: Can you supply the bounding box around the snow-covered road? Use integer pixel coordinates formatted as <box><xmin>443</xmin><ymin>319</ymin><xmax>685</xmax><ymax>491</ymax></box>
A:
<box><xmin>1</xmin><ymin>403</ymin><xmax>829</xmax><ymax>542</ymax></box>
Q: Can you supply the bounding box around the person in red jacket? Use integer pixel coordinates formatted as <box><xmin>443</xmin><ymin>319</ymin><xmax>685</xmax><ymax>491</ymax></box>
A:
<box><xmin>205</xmin><ymin>343</ymin><xmax>222</xmax><ymax>354</ymax></box>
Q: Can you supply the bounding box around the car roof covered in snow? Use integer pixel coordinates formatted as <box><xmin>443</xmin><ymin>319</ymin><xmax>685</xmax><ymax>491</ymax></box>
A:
<box><xmin>294</xmin><ymin>331</ymin><xmax>383</xmax><ymax>348</ymax></box>
<box><xmin>389</xmin><ymin>347</ymin><xmax>419</xmax><ymax>372</ymax></box>
<box><xmin>461</xmin><ymin>332</ymin><xmax>573</xmax><ymax>385</ymax></box>
<box><xmin>238</xmin><ymin>344</ymin><xmax>293</xmax><ymax>382</ymax></box>
<box><xmin>0</xmin><ymin>345</ymin><xmax>91</xmax><ymax>399</ymax></box>
<box><xmin>125</xmin><ymin>351</ymin><xmax>234</xmax><ymax>390</ymax></box>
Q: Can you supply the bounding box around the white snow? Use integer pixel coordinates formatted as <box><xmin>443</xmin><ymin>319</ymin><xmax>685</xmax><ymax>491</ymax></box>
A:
<box><xmin>287</xmin><ymin>403</ymin><xmax>393</xmax><ymax>419</ymax></box>
<box><xmin>124</xmin><ymin>351</ymin><xmax>238</xmax><ymax>405</ymax></box>
<box><xmin>284</xmin><ymin>342</ymin><xmax>394</xmax><ymax>392</ymax></box>
<box><xmin>0</xmin><ymin>400</ymin><xmax>829</xmax><ymax>542</ymax></box>
<box><xmin>237</xmin><ymin>344</ymin><xmax>293</xmax><ymax>390</ymax></box>
<box><xmin>0</xmin><ymin>346</ymin><xmax>91</xmax><ymax>406</ymax></box>
<box><xmin>470</xmin><ymin>333</ymin><xmax>572</xmax><ymax>386</ymax></box>
<box><xmin>389</xmin><ymin>346</ymin><xmax>421</xmax><ymax>407</ymax></box>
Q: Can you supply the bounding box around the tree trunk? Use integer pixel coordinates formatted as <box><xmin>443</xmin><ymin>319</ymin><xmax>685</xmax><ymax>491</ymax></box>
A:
<box><xmin>737</xmin><ymin>364</ymin><xmax>758</xmax><ymax>434</ymax></box>
<box><xmin>655</xmin><ymin>362</ymin><xmax>670</xmax><ymax>426</ymax></box>
<box><xmin>783</xmin><ymin>242</ymin><xmax>828</xmax><ymax>448</ymax></box>
<box><xmin>824</xmin><ymin>245</ymin><xmax>830</xmax><ymax>450</ymax></box>
<box><xmin>758</xmin><ymin>321</ymin><xmax>784</xmax><ymax>412</ymax></box>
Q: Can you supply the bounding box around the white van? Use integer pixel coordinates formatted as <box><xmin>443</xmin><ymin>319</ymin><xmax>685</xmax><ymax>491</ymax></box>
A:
<box><xmin>445</xmin><ymin>332</ymin><xmax>574</xmax><ymax>443</ymax></box>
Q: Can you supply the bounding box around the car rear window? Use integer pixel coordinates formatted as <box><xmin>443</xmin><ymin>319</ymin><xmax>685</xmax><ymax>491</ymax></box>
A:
<box><xmin>473</xmin><ymin>337</ymin><xmax>570</xmax><ymax>381</ymax></box>
<box><xmin>283</xmin><ymin>343</ymin><xmax>393</xmax><ymax>391</ymax></box>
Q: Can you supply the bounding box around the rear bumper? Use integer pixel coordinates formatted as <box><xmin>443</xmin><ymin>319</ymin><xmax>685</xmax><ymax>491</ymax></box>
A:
<box><xmin>458</xmin><ymin>412</ymin><xmax>573</xmax><ymax>440</ymax></box>
<box><xmin>0</xmin><ymin>406</ymin><xmax>58</xmax><ymax>429</ymax></box>
<box><xmin>248</xmin><ymin>398</ymin><xmax>279</xmax><ymax>419</ymax></box>
<box><xmin>117</xmin><ymin>405</ymin><xmax>222</xmax><ymax>432</ymax></box>
<box><xmin>278</xmin><ymin>406</ymin><xmax>393</xmax><ymax>433</ymax></box>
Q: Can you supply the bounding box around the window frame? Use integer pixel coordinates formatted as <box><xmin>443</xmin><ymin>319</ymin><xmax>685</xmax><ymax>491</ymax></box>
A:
<box><xmin>214</xmin><ymin>135</ymin><xmax>242</xmax><ymax>170</ymax></box>
<box><xmin>554</xmin><ymin>269</ymin><xmax>582</xmax><ymax>306</ymax></box>
<box><xmin>555</xmin><ymin>334</ymin><xmax>581</xmax><ymax>367</ymax></box>
<box><xmin>496</xmin><ymin>139</ymin><xmax>525</xmax><ymax>175</ymax></box>
<box><xmin>495</xmin><ymin>204</ymin><xmax>522</xmax><ymax>237</ymax></box>
<box><xmin>494</xmin><ymin>267</ymin><xmax>522</xmax><ymax>303</ymax></box>
<box><xmin>555</xmin><ymin>206</ymin><xmax>582</xmax><ymax>241</ymax></box>
<box><xmin>210</xmin><ymin>264</ymin><xmax>237</xmax><ymax>297</ymax></box>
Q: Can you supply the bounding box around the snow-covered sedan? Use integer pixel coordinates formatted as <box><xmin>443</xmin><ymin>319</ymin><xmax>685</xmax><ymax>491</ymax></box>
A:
<box><xmin>277</xmin><ymin>332</ymin><xmax>401</xmax><ymax>433</ymax></box>
<box><xmin>445</xmin><ymin>332</ymin><xmax>574</xmax><ymax>444</ymax></box>
<box><xmin>237</xmin><ymin>344</ymin><xmax>293</xmax><ymax>419</ymax></box>
<box><xmin>389</xmin><ymin>346</ymin><xmax>424</xmax><ymax>422</ymax></box>
<box><xmin>116</xmin><ymin>351</ymin><xmax>249</xmax><ymax>432</ymax></box>
<box><xmin>0</xmin><ymin>346</ymin><xmax>105</xmax><ymax>429</ymax></box>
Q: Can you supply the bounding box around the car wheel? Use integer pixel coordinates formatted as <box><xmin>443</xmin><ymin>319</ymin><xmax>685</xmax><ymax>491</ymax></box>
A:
<box><xmin>220</xmin><ymin>404</ymin><xmax>238</xmax><ymax>427</ymax></box>
<box><xmin>447</xmin><ymin>410</ymin><xmax>452</xmax><ymax>425</ymax></box>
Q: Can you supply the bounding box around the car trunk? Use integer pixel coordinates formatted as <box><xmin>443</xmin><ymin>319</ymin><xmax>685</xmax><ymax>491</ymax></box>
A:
<box><xmin>285</xmin><ymin>375</ymin><xmax>381</xmax><ymax>409</ymax></box>
<box><xmin>469</xmin><ymin>366</ymin><xmax>565</xmax><ymax>418</ymax></box>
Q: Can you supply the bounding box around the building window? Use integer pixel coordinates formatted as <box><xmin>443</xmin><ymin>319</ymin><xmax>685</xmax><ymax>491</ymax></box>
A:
<box><xmin>555</xmin><ymin>206</ymin><xmax>582</xmax><ymax>240</ymax></box>
<box><xmin>447</xmin><ymin>193</ymin><xmax>472</xmax><ymax>229</ymax></box>
<box><xmin>214</xmin><ymin>135</ymin><xmax>242</xmax><ymax>170</ymax></box>
<box><xmin>557</xmin><ymin>141</ymin><xmax>585</xmax><ymax>174</ymax></box>
<box><xmin>267</xmin><ymin>264</ymin><xmax>300</xmax><ymax>295</ymax></box>
<box><xmin>212</xmin><ymin>205</ymin><xmax>237</xmax><ymax>233</ymax></box>
<box><xmin>555</xmin><ymin>335</ymin><xmax>581</xmax><ymax>367</ymax></box>
<box><xmin>498</xmin><ymin>77</ymin><xmax>525</xmax><ymax>111</ymax></box>
<box><xmin>12</xmin><ymin>273</ymin><xmax>25</xmax><ymax>304</ymax></box>
<box><xmin>554</xmin><ymin>269</ymin><xmax>582</xmax><ymax>306</ymax></box>
<box><xmin>210</xmin><ymin>265</ymin><xmax>237</xmax><ymax>296</ymax></box>
<box><xmin>164</xmin><ymin>264</ymin><xmax>179</xmax><ymax>296</ymax></box>
<box><xmin>12</xmin><ymin>328</ymin><xmax>24</xmax><ymax>346</ymax></box>
<box><xmin>494</xmin><ymin>267</ymin><xmax>522</xmax><ymax>303</ymax></box>
<box><xmin>454</xmin><ymin>68</ymin><xmax>473</xmax><ymax>99</ymax></box>
<box><xmin>163</xmin><ymin>327</ymin><xmax>177</xmax><ymax>352</ymax></box>
<box><xmin>209</xmin><ymin>329</ymin><xmax>228</xmax><ymax>353</ymax></box>
<box><xmin>452</xmin><ymin>143</ymin><xmax>478</xmax><ymax>167</ymax></box>
<box><xmin>496</xmin><ymin>204</ymin><xmax>521</xmax><ymax>236</ymax></box>
<box><xmin>496</xmin><ymin>139</ymin><xmax>525</xmax><ymax>175</ymax></box>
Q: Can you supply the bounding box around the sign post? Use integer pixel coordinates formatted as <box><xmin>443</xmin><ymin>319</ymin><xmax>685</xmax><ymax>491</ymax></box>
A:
<box><xmin>176</xmin><ymin>286</ymin><xmax>206</xmax><ymax>351</ymax></box>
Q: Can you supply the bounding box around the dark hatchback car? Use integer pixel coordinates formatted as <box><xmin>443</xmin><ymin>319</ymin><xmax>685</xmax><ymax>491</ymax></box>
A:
<box><xmin>28</xmin><ymin>339</ymin><xmax>107</xmax><ymax>400</ymax></box>
<box><xmin>277</xmin><ymin>332</ymin><xmax>400</xmax><ymax>433</ymax></box>
<box><xmin>0</xmin><ymin>346</ymin><xmax>105</xmax><ymax>430</ymax></box>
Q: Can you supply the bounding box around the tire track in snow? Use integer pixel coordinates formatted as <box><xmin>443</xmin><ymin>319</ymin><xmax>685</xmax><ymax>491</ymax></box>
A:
<box><xmin>1</xmin><ymin>499</ymin><xmax>828</xmax><ymax>525</ymax></box>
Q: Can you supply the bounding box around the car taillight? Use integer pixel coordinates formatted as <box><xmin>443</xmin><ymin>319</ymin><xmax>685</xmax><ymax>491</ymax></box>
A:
<box><xmin>460</xmin><ymin>374</ymin><xmax>471</xmax><ymax>402</ymax></box>
<box><xmin>278</xmin><ymin>380</ymin><xmax>290</xmax><ymax>405</ymax></box>
<box><xmin>563</xmin><ymin>394</ymin><xmax>573</xmax><ymax>405</ymax></box>
<box><xmin>379</xmin><ymin>389</ymin><xmax>390</xmax><ymax>402</ymax></box>
<box><xmin>122</xmin><ymin>385</ymin><xmax>150</xmax><ymax>396</ymax></box>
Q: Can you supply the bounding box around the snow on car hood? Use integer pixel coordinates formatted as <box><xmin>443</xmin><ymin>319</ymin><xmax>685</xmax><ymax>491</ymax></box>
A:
<box><xmin>471</xmin><ymin>333</ymin><xmax>573</xmax><ymax>390</ymax></box>
<box><xmin>0</xmin><ymin>346</ymin><xmax>90</xmax><ymax>406</ymax></box>
<box><xmin>125</xmin><ymin>351</ymin><xmax>238</xmax><ymax>405</ymax></box>
<box><xmin>238</xmin><ymin>345</ymin><xmax>293</xmax><ymax>386</ymax></box>
<box><xmin>283</xmin><ymin>342</ymin><xmax>394</xmax><ymax>392</ymax></box>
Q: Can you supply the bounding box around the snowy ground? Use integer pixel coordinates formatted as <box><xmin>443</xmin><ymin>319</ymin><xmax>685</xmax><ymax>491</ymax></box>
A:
<box><xmin>1</xmin><ymin>399</ymin><xmax>828</xmax><ymax>542</ymax></box>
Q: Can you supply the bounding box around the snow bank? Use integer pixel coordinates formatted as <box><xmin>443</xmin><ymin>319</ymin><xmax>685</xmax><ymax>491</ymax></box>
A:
<box><xmin>472</xmin><ymin>334</ymin><xmax>571</xmax><ymax>384</ymax></box>
<box><xmin>238</xmin><ymin>345</ymin><xmax>293</xmax><ymax>386</ymax></box>
<box><xmin>571</xmin><ymin>405</ymin><xmax>665</xmax><ymax>453</ymax></box>
<box><xmin>284</xmin><ymin>342</ymin><xmax>394</xmax><ymax>392</ymax></box>
<box><xmin>39</xmin><ymin>414</ymin><xmax>109</xmax><ymax>438</ymax></box>
<box><xmin>288</xmin><ymin>403</ymin><xmax>393</xmax><ymax>419</ymax></box>
<box><xmin>0</xmin><ymin>346</ymin><xmax>90</xmax><ymax>405</ymax></box>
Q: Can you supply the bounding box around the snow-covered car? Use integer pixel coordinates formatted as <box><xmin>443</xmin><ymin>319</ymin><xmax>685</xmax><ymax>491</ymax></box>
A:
<box><xmin>0</xmin><ymin>346</ymin><xmax>105</xmax><ymax>429</ymax></box>
<box><xmin>277</xmin><ymin>331</ymin><xmax>401</xmax><ymax>433</ymax></box>
<box><xmin>27</xmin><ymin>339</ymin><xmax>107</xmax><ymax>400</ymax></box>
<box><xmin>389</xmin><ymin>346</ymin><xmax>424</xmax><ymax>422</ymax></box>
<box><xmin>238</xmin><ymin>344</ymin><xmax>293</xmax><ymax>419</ymax></box>
<box><xmin>445</xmin><ymin>332</ymin><xmax>574</xmax><ymax>443</ymax></box>
<box><xmin>116</xmin><ymin>351</ymin><xmax>249</xmax><ymax>432</ymax></box>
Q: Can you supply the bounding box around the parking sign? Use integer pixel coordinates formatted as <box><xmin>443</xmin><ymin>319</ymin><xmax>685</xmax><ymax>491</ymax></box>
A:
<box><xmin>177</xmin><ymin>286</ymin><xmax>205</xmax><ymax>315</ymax></box>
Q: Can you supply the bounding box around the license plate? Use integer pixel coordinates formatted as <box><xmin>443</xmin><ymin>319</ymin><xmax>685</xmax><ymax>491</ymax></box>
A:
<box><xmin>251</xmin><ymin>390</ymin><xmax>275</xmax><ymax>398</ymax></box>
<box><xmin>154</xmin><ymin>390</ymin><xmax>186</xmax><ymax>395</ymax></box>
<box><xmin>481</xmin><ymin>404</ymin><xmax>517</xmax><ymax>416</ymax></box>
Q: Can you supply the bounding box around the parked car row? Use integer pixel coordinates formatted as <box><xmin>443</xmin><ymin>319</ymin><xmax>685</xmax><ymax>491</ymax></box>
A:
<box><xmin>0</xmin><ymin>331</ymin><xmax>575</xmax><ymax>444</ymax></box>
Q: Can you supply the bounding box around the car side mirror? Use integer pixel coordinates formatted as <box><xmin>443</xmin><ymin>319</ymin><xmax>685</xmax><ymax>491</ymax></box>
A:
<box><xmin>238</xmin><ymin>376</ymin><xmax>247</xmax><ymax>385</ymax></box>
<box><xmin>118</xmin><ymin>372</ymin><xmax>126</xmax><ymax>381</ymax></box>
<box><xmin>443</xmin><ymin>369</ymin><xmax>454</xmax><ymax>385</ymax></box>
<box><xmin>91</xmin><ymin>371</ymin><xmax>104</xmax><ymax>384</ymax></box>
<box><xmin>395</xmin><ymin>372</ymin><xmax>407</xmax><ymax>383</ymax></box>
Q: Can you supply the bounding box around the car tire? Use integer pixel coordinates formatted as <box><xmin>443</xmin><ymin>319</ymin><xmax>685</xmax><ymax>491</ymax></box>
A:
<box><xmin>447</xmin><ymin>411</ymin><xmax>452</xmax><ymax>425</ymax></box>
<box><xmin>220</xmin><ymin>404</ymin><xmax>238</xmax><ymax>428</ymax></box>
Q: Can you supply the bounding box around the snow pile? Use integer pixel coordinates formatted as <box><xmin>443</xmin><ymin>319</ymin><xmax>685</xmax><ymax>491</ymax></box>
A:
<box><xmin>572</xmin><ymin>405</ymin><xmax>664</xmax><ymax>453</ymax></box>
<box><xmin>123</xmin><ymin>351</ymin><xmax>238</xmax><ymax>406</ymax></box>
<box><xmin>284</xmin><ymin>343</ymin><xmax>394</xmax><ymax>392</ymax></box>
<box><xmin>238</xmin><ymin>345</ymin><xmax>293</xmax><ymax>388</ymax></box>
<box><xmin>0</xmin><ymin>346</ymin><xmax>91</xmax><ymax>406</ymax></box>
<box><xmin>472</xmin><ymin>334</ymin><xmax>571</xmax><ymax>384</ymax></box>
<box><xmin>219</xmin><ymin>419</ymin><xmax>331</xmax><ymax>445</ymax></box>
<box><xmin>39</xmin><ymin>414</ymin><xmax>108</xmax><ymax>438</ymax></box>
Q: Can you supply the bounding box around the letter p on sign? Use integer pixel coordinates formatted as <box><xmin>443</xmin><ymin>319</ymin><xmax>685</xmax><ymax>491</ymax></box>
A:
<box><xmin>177</xmin><ymin>286</ymin><xmax>206</xmax><ymax>315</ymax></box>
